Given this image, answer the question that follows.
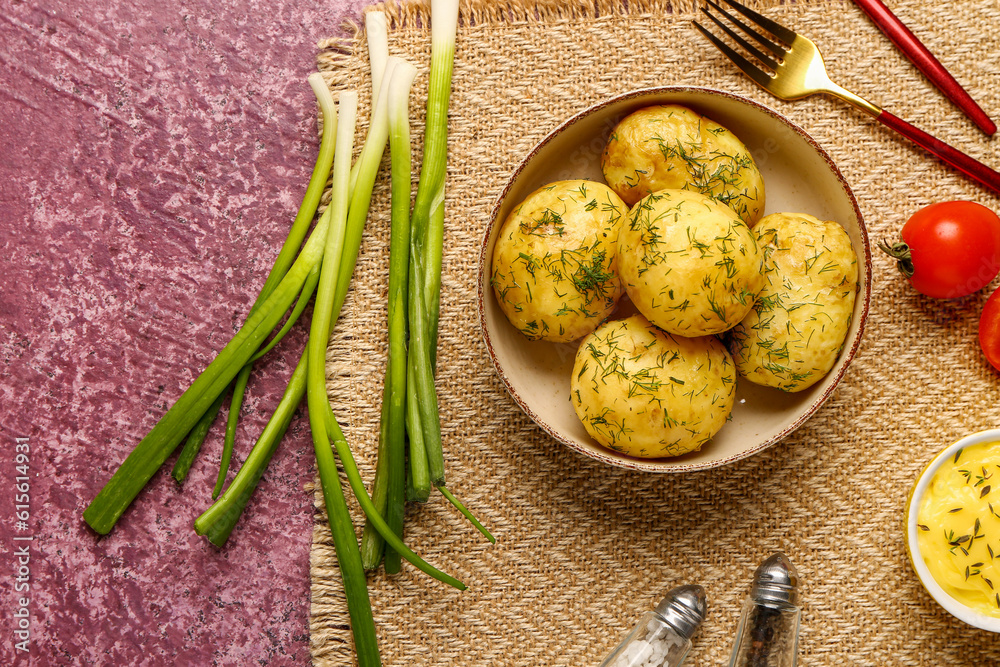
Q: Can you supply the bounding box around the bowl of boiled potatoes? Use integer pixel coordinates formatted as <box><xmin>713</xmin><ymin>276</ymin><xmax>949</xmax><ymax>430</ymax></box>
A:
<box><xmin>477</xmin><ymin>87</ymin><xmax>872</xmax><ymax>472</ymax></box>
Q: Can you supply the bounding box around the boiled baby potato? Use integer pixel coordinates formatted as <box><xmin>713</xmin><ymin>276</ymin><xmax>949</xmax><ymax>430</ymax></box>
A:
<box><xmin>571</xmin><ymin>314</ymin><xmax>736</xmax><ymax>458</ymax></box>
<box><xmin>491</xmin><ymin>180</ymin><xmax>627</xmax><ymax>342</ymax></box>
<box><xmin>728</xmin><ymin>212</ymin><xmax>859</xmax><ymax>392</ymax></box>
<box><xmin>617</xmin><ymin>188</ymin><xmax>765</xmax><ymax>337</ymax></box>
<box><xmin>602</xmin><ymin>104</ymin><xmax>765</xmax><ymax>226</ymax></box>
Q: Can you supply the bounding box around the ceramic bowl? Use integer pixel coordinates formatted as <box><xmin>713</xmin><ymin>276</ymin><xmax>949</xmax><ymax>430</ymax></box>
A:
<box><xmin>905</xmin><ymin>429</ymin><xmax>1000</xmax><ymax>632</ymax></box>
<box><xmin>477</xmin><ymin>86</ymin><xmax>872</xmax><ymax>472</ymax></box>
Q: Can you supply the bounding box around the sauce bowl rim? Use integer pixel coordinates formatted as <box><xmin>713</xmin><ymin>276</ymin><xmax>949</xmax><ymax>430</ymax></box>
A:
<box><xmin>906</xmin><ymin>428</ymin><xmax>1000</xmax><ymax>633</ymax></box>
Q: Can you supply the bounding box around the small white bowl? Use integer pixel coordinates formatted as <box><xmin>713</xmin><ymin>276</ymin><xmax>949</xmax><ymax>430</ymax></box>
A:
<box><xmin>906</xmin><ymin>429</ymin><xmax>1000</xmax><ymax>632</ymax></box>
<box><xmin>477</xmin><ymin>86</ymin><xmax>872</xmax><ymax>472</ymax></box>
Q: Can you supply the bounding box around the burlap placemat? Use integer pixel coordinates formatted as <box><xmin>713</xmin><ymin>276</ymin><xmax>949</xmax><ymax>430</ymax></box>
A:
<box><xmin>309</xmin><ymin>0</ymin><xmax>1000</xmax><ymax>664</ymax></box>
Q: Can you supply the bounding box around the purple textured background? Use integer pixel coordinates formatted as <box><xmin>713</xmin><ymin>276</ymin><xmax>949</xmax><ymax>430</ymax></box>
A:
<box><xmin>0</xmin><ymin>0</ymin><xmax>366</xmax><ymax>664</ymax></box>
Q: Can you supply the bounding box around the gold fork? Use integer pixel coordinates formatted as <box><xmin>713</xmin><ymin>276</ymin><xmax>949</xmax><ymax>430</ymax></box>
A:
<box><xmin>693</xmin><ymin>0</ymin><xmax>1000</xmax><ymax>195</ymax></box>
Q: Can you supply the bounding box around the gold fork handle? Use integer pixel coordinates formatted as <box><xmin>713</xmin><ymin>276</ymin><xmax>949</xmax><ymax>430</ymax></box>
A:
<box><xmin>876</xmin><ymin>110</ymin><xmax>1000</xmax><ymax>195</ymax></box>
<box><xmin>826</xmin><ymin>81</ymin><xmax>882</xmax><ymax>117</ymax></box>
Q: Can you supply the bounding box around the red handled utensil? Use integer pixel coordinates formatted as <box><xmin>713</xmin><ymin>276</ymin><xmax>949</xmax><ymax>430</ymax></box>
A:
<box><xmin>693</xmin><ymin>0</ymin><xmax>1000</xmax><ymax>196</ymax></box>
<box><xmin>852</xmin><ymin>0</ymin><xmax>996</xmax><ymax>136</ymax></box>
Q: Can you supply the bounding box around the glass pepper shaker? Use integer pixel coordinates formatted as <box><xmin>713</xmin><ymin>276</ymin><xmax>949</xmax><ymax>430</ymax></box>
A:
<box><xmin>598</xmin><ymin>584</ymin><xmax>707</xmax><ymax>667</ymax></box>
<box><xmin>726</xmin><ymin>552</ymin><xmax>802</xmax><ymax>667</ymax></box>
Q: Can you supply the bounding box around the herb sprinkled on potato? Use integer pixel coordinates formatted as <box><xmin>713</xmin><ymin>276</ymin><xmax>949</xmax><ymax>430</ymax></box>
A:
<box><xmin>571</xmin><ymin>314</ymin><xmax>736</xmax><ymax>458</ymax></box>
<box><xmin>617</xmin><ymin>188</ymin><xmax>765</xmax><ymax>337</ymax></box>
<box><xmin>602</xmin><ymin>104</ymin><xmax>765</xmax><ymax>225</ymax></box>
<box><xmin>491</xmin><ymin>180</ymin><xmax>627</xmax><ymax>342</ymax></box>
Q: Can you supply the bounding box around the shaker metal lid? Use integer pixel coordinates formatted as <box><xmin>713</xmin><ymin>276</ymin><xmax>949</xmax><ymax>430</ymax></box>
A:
<box><xmin>654</xmin><ymin>584</ymin><xmax>708</xmax><ymax>640</ymax></box>
<box><xmin>749</xmin><ymin>552</ymin><xmax>800</xmax><ymax>608</ymax></box>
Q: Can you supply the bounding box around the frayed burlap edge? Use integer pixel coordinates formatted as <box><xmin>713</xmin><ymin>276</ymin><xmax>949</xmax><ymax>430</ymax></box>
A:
<box><xmin>317</xmin><ymin>0</ymin><xmax>821</xmax><ymax>42</ymax></box>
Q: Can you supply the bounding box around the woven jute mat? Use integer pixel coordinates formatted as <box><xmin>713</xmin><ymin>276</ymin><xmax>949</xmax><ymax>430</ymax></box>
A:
<box><xmin>310</xmin><ymin>0</ymin><xmax>1000</xmax><ymax>664</ymax></box>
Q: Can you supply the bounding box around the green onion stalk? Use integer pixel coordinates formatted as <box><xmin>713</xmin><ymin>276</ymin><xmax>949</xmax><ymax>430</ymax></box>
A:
<box><xmin>169</xmin><ymin>74</ymin><xmax>339</xmax><ymax>491</ymax></box>
<box><xmin>304</xmin><ymin>83</ymin><xmax>464</xmax><ymax>667</ymax></box>
<box><xmin>359</xmin><ymin>59</ymin><xmax>419</xmax><ymax>572</ymax></box>
<box><xmin>304</xmin><ymin>89</ymin><xmax>382</xmax><ymax>665</ymax></box>
<box><xmin>407</xmin><ymin>0</ymin><xmax>458</xmax><ymax>491</ymax></box>
<box><xmin>84</xmin><ymin>6</ymin><xmax>486</xmax><ymax>664</ymax></box>
<box><xmin>403</xmin><ymin>0</ymin><xmax>495</xmax><ymax>543</ymax></box>
<box><xmin>364</xmin><ymin>10</ymin><xmax>389</xmax><ymax>111</ymax></box>
<box><xmin>192</xmin><ymin>23</ymin><xmax>397</xmax><ymax>545</ymax></box>
<box><xmin>303</xmin><ymin>81</ymin><xmax>466</xmax><ymax>589</ymax></box>
<box><xmin>171</xmin><ymin>390</ymin><xmax>226</xmax><ymax>484</ymax></box>
<box><xmin>194</xmin><ymin>352</ymin><xmax>306</xmax><ymax>545</ymax></box>
<box><xmin>82</xmin><ymin>184</ymin><xmax>335</xmax><ymax>534</ymax></box>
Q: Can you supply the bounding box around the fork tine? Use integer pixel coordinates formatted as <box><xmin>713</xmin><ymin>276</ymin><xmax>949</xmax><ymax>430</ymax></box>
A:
<box><xmin>705</xmin><ymin>0</ymin><xmax>787</xmax><ymax>58</ymax></box>
<box><xmin>717</xmin><ymin>0</ymin><xmax>798</xmax><ymax>46</ymax></box>
<box><xmin>700</xmin><ymin>6</ymin><xmax>780</xmax><ymax>70</ymax></box>
<box><xmin>692</xmin><ymin>20</ymin><xmax>775</xmax><ymax>91</ymax></box>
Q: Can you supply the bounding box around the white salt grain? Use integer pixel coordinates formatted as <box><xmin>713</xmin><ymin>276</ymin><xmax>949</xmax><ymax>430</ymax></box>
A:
<box><xmin>606</xmin><ymin>621</ymin><xmax>686</xmax><ymax>667</ymax></box>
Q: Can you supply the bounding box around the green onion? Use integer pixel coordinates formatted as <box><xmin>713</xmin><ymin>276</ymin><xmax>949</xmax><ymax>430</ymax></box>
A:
<box><xmin>362</xmin><ymin>0</ymin><xmax>493</xmax><ymax>570</ymax></box>
<box><xmin>169</xmin><ymin>73</ymin><xmax>339</xmax><ymax>491</ymax></box>
<box><xmin>347</xmin><ymin>11</ymin><xmax>389</xmax><ymax>198</ymax></box>
<box><xmin>83</xmin><ymin>206</ymin><xmax>333</xmax><ymax>535</ymax></box>
<box><xmin>194</xmin><ymin>351</ymin><xmax>306</xmax><ymax>546</ymax></box>
<box><xmin>360</xmin><ymin>59</ymin><xmax>419</xmax><ymax>572</ymax></box>
<box><xmin>215</xmin><ymin>370</ymin><xmax>249</xmax><ymax>498</ymax></box>
<box><xmin>171</xmin><ymin>390</ymin><xmax>226</xmax><ymax>483</ymax></box>
<box><xmin>213</xmin><ymin>71</ymin><xmax>341</xmax><ymax>500</ymax></box>
<box><xmin>407</xmin><ymin>0</ymin><xmax>459</xmax><ymax>488</ymax></box>
<box><xmin>365</xmin><ymin>11</ymin><xmax>389</xmax><ymax>103</ymax></box>
<box><xmin>304</xmin><ymin>90</ymin><xmax>383</xmax><ymax>667</ymax></box>
<box><xmin>408</xmin><ymin>0</ymin><xmax>493</xmax><ymax>543</ymax></box>
<box><xmin>333</xmin><ymin>58</ymin><xmax>395</xmax><ymax>319</ymax></box>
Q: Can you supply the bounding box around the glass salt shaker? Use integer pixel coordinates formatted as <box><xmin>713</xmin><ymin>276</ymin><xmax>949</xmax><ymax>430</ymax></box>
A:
<box><xmin>726</xmin><ymin>553</ymin><xmax>801</xmax><ymax>667</ymax></box>
<box><xmin>598</xmin><ymin>584</ymin><xmax>707</xmax><ymax>667</ymax></box>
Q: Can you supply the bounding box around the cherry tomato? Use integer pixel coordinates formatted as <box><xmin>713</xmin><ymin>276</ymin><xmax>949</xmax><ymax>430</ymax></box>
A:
<box><xmin>981</xmin><ymin>286</ymin><xmax>1000</xmax><ymax>371</ymax></box>
<box><xmin>880</xmin><ymin>201</ymin><xmax>1000</xmax><ymax>299</ymax></box>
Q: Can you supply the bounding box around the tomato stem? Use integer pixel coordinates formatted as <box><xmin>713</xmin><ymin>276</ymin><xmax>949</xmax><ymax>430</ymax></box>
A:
<box><xmin>878</xmin><ymin>238</ymin><xmax>915</xmax><ymax>278</ymax></box>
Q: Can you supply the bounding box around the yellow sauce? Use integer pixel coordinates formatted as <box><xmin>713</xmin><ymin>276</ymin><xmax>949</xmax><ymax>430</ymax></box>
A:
<box><xmin>917</xmin><ymin>442</ymin><xmax>1000</xmax><ymax>617</ymax></box>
